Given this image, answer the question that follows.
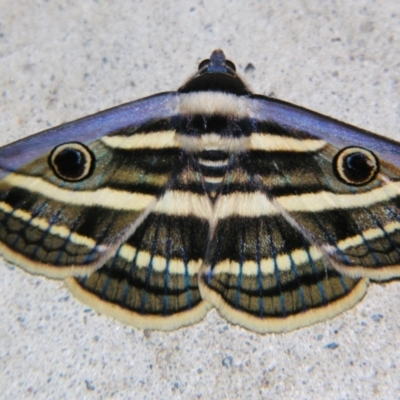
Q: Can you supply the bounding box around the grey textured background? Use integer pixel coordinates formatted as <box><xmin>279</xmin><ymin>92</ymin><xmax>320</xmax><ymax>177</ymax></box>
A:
<box><xmin>1</xmin><ymin>1</ymin><xmax>400</xmax><ymax>399</ymax></box>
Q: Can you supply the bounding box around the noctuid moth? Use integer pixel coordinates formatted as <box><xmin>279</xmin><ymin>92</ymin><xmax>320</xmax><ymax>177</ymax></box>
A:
<box><xmin>1</xmin><ymin>49</ymin><xmax>400</xmax><ymax>333</ymax></box>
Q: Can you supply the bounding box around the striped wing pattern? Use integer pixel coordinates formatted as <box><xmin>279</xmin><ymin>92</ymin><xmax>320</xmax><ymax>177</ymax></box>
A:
<box><xmin>0</xmin><ymin>138</ymin><xmax>173</xmax><ymax>277</ymax></box>
<box><xmin>1</xmin><ymin>50</ymin><xmax>400</xmax><ymax>333</ymax></box>
<box><xmin>199</xmin><ymin>144</ymin><xmax>370</xmax><ymax>333</ymax></box>
<box><xmin>251</xmin><ymin>130</ymin><xmax>400</xmax><ymax>280</ymax></box>
<box><xmin>67</xmin><ymin>150</ymin><xmax>213</xmax><ymax>329</ymax></box>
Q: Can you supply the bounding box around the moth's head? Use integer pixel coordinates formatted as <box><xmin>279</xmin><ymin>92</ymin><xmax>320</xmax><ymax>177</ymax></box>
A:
<box><xmin>179</xmin><ymin>49</ymin><xmax>251</xmax><ymax>95</ymax></box>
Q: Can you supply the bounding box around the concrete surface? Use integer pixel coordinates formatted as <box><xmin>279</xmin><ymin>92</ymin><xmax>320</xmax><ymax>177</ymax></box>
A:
<box><xmin>0</xmin><ymin>1</ymin><xmax>400</xmax><ymax>399</ymax></box>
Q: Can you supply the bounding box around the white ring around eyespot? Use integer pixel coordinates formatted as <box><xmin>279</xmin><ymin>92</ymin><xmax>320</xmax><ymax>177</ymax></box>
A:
<box><xmin>333</xmin><ymin>146</ymin><xmax>379</xmax><ymax>186</ymax></box>
<box><xmin>49</xmin><ymin>142</ymin><xmax>94</xmax><ymax>182</ymax></box>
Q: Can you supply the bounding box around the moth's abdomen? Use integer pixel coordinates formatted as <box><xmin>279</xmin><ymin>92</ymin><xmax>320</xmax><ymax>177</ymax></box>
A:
<box><xmin>196</xmin><ymin>150</ymin><xmax>230</xmax><ymax>195</ymax></box>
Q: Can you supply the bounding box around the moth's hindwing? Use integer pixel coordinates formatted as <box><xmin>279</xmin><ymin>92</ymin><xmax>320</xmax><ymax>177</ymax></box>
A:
<box><xmin>198</xmin><ymin>154</ymin><xmax>369</xmax><ymax>333</ymax></box>
<box><xmin>66</xmin><ymin>153</ymin><xmax>213</xmax><ymax>330</ymax></box>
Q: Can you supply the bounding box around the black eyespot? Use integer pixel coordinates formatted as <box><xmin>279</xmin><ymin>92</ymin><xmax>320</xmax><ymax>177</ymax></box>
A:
<box><xmin>333</xmin><ymin>147</ymin><xmax>379</xmax><ymax>186</ymax></box>
<box><xmin>49</xmin><ymin>142</ymin><xmax>94</xmax><ymax>181</ymax></box>
<box><xmin>198</xmin><ymin>59</ymin><xmax>210</xmax><ymax>70</ymax></box>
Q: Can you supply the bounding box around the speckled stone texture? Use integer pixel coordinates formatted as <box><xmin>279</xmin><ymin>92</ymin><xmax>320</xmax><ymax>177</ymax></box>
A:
<box><xmin>1</xmin><ymin>1</ymin><xmax>400</xmax><ymax>399</ymax></box>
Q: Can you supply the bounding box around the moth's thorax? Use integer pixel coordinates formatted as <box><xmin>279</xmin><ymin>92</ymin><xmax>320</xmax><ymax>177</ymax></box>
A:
<box><xmin>177</xmin><ymin>91</ymin><xmax>252</xmax><ymax>153</ymax></box>
<box><xmin>175</xmin><ymin>91</ymin><xmax>253</xmax><ymax>197</ymax></box>
<box><xmin>178</xmin><ymin>92</ymin><xmax>250</xmax><ymax>117</ymax></box>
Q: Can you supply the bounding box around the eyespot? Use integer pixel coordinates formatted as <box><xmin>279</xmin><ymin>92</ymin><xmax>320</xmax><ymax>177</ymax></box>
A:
<box><xmin>333</xmin><ymin>147</ymin><xmax>379</xmax><ymax>186</ymax></box>
<box><xmin>198</xmin><ymin>59</ymin><xmax>210</xmax><ymax>70</ymax></box>
<box><xmin>49</xmin><ymin>142</ymin><xmax>94</xmax><ymax>181</ymax></box>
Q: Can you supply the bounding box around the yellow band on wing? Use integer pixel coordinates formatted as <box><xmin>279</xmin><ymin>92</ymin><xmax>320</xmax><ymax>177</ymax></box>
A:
<box><xmin>250</xmin><ymin>134</ymin><xmax>326</xmax><ymax>152</ymax></box>
<box><xmin>277</xmin><ymin>182</ymin><xmax>400</xmax><ymax>212</ymax></box>
<box><xmin>155</xmin><ymin>190</ymin><xmax>213</xmax><ymax>220</ymax></box>
<box><xmin>213</xmin><ymin>246</ymin><xmax>323</xmax><ymax>276</ymax></box>
<box><xmin>213</xmin><ymin>183</ymin><xmax>400</xmax><ymax>220</ymax></box>
<box><xmin>101</xmin><ymin>131</ymin><xmax>178</xmax><ymax>149</ymax></box>
<box><xmin>212</xmin><ymin>219</ymin><xmax>400</xmax><ymax>276</ymax></box>
<box><xmin>1</xmin><ymin>173</ymin><xmax>156</xmax><ymax>210</ymax></box>
<box><xmin>118</xmin><ymin>244</ymin><xmax>202</xmax><ymax>275</ymax></box>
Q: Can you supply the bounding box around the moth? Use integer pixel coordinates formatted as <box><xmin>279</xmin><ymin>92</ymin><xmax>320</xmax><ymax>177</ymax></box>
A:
<box><xmin>1</xmin><ymin>50</ymin><xmax>399</xmax><ymax>334</ymax></box>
